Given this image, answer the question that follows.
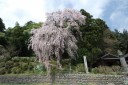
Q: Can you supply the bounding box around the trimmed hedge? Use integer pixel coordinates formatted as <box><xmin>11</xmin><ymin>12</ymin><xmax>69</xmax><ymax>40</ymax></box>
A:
<box><xmin>91</xmin><ymin>65</ymin><xmax>121</xmax><ymax>74</ymax></box>
<box><xmin>0</xmin><ymin>57</ymin><xmax>40</xmax><ymax>74</ymax></box>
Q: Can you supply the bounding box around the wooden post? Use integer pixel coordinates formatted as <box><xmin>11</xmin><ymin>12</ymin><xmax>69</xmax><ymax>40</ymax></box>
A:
<box><xmin>120</xmin><ymin>57</ymin><xmax>128</xmax><ymax>72</ymax></box>
<box><xmin>118</xmin><ymin>50</ymin><xmax>128</xmax><ymax>72</ymax></box>
<box><xmin>83</xmin><ymin>56</ymin><xmax>89</xmax><ymax>74</ymax></box>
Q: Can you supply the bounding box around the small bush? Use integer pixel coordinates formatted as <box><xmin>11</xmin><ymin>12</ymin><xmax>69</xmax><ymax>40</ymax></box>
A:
<box><xmin>0</xmin><ymin>67</ymin><xmax>6</xmax><ymax>74</ymax></box>
<box><xmin>92</xmin><ymin>66</ymin><xmax>113</xmax><ymax>74</ymax></box>
<box><xmin>5</xmin><ymin>61</ymin><xmax>14</xmax><ymax>73</ymax></box>
<box><xmin>27</xmin><ymin>63</ymin><xmax>34</xmax><ymax>70</ymax></box>
<box><xmin>111</xmin><ymin>65</ymin><xmax>121</xmax><ymax>72</ymax></box>
<box><xmin>5</xmin><ymin>61</ymin><xmax>14</xmax><ymax>69</ymax></box>
<box><xmin>11</xmin><ymin>57</ymin><xmax>19</xmax><ymax>62</ymax></box>
<box><xmin>33</xmin><ymin>63</ymin><xmax>46</xmax><ymax>74</ymax></box>
<box><xmin>62</xmin><ymin>65</ymin><xmax>70</xmax><ymax>71</ymax></box>
<box><xmin>0</xmin><ymin>62</ymin><xmax>5</xmax><ymax>68</ymax></box>
<box><xmin>75</xmin><ymin>63</ymin><xmax>85</xmax><ymax>73</ymax></box>
<box><xmin>11</xmin><ymin>67</ymin><xmax>22</xmax><ymax>74</ymax></box>
<box><xmin>91</xmin><ymin>67</ymin><xmax>99</xmax><ymax>74</ymax></box>
<box><xmin>12</xmin><ymin>57</ymin><xmax>36</xmax><ymax>62</ymax></box>
<box><xmin>0</xmin><ymin>56</ymin><xmax>6</xmax><ymax>62</ymax></box>
<box><xmin>21</xmin><ymin>62</ymin><xmax>29</xmax><ymax>71</ymax></box>
<box><xmin>13</xmin><ymin>62</ymin><xmax>20</xmax><ymax>67</ymax></box>
<box><xmin>91</xmin><ymin>65</ymin><xmax>121</xmax><ymax>74</ymax></box>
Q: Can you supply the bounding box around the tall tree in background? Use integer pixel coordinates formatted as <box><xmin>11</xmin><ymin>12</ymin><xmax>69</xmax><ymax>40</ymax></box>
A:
<box><xmin>0</xmin><ymin>32</ymin><xmax>7</xmax><ymax>47</ymax></box>
<box><xmin>5</xmin><ymin>21</ymin><xmax>42</xmax><ymax>57</ymax></box>
<box><xmin>29</xmin><ymin>9</ymin><xmax>86</xmax><ymax>74</ymax></box>
<box><xmin>0</xmin><ymin>18</ymin><xmax>5</xmax><ymax>32</ymax></box>
<box><xmin>0</xmin><ymin>18</ymin><xmax>6</xmax><ymax>47</ymax></box>
<box><xmin>77</xmin><ymin>9</ymin><xmax>109</xmax><ymax>67</ymax></box>
<box><xmin>103</xmin><ymin>29</ymin><xmax>117</xmax><ymax>54</ymax></box>
<box><xmin>22</xmin><ymin>21</ymin><xmax>42</xmax><ymax>56</ymax></box>
<box><xmin>114</xmin><ymin>29</ymin><xmax>128</xmax><ymax>54</ymax></box>
<box><xmin>5</xmin><ymin>22</ymin><xmax>24</xmax><ymax>56</ymax></box>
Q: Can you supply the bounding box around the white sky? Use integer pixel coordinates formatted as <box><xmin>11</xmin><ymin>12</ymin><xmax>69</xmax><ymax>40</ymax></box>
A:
<box><xmin>0</xmin><ymin>0</ymin><xmax>128</xmax><ymax>31</ymax></box>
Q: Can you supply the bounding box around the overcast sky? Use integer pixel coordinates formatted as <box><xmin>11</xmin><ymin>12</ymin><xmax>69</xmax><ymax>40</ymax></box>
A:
<box><xmin>0</xmin><ymin>0</ymin><xmax>128</xmax><ymax>31</ymax></box>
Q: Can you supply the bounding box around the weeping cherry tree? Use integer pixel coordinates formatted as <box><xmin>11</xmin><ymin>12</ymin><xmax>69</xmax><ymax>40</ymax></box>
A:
<box><xmin>29</xmin><ymin>9</ymin><xmax>86</xmax><ymax>74</ymax></box>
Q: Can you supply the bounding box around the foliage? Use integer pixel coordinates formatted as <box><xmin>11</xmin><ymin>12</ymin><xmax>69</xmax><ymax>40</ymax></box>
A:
<box><xmin>0</xmin><ymin>56</ymin><xmax>38</xmax><ymax>74</ymax></box>
<box><xmin>114</xmin><ymin>29</ymin><xmax>128</xmax><ymax>54</ymax></box>
<box><xmin>75</xmin><ymin>63</ymin><xmax>85</xmax><ymax>73</ymax></box>
<box><xmin>11</xmin><ymin>67</ymin><xmax>22</xmax><ymax>74</ymax></box>
<box><xmin>12</xmin><ymin>57</ymin><xmax>35</xmax><ymax>62</ymax></box>
<box><xmin>0</xmin><ymin>18</ymin><xmax>5</xmax><ymax>32</ymax></box>
<box><xmin>77</xmin><ymin>9</ymin><xmax>109</xmax><ymax>67</ymax></box>
<box><xmin>103</xmin><ymin>29</ymin><xmax>117</xmax><ymax>54</ymax></box>
<box><xmin>91</xmin><ymin>65</ymin><xmax>121</xmax><ymax>74</ymax></box>
<box><xmin>0</xmin><ymin>32</ymin><xmax>7</xmax><ymax>46</ymax></box>
<box><xmin>5</xmin><ymin>21</ymin><xmax>42</xmax><ymax>57</ymax></box>
<box><xmin>0</xmin><ymin>62</ymin><xmax>5</xmax><ymax>68</ymax></box>
<box><xmin>0</xmin><ymin>67</ymin><xmax>6</xmax><ymax>74</ymax></box>
<box><xmin>0</xmin><ymin>45</ymin><xmax>10</xmax><ymax>62</ymax></box>
<box><xmin>21</xmin><ymin>62</ymin><xmax>29</xmax><ymax>71</ymax></box>
<box><xmin>5</xmin><ymin>23</ymin><xmax>26</xmax><ymax>56</ymax></box>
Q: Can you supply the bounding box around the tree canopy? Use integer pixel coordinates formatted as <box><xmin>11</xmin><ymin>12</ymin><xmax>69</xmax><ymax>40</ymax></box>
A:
<box><xmin>29</xmin><ymin>9</ymin><xmax>86</xmax><ymax>73</ymax></box>
<box><xmin>0</xmin><ymin>18</ymin><xmax>5</xmax><ymax>32</ymax></box>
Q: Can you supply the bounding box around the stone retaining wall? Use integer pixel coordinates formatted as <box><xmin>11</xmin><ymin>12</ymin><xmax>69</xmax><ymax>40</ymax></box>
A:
<box><xmin>0</xmin><ymin>74</ymin><xmax>127</xmax><ymax>85</ymax></box>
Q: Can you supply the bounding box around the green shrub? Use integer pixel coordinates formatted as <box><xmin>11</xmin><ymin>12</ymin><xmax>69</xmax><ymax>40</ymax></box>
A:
<box><xmin>33</xmin><ymin>63</ymin><xmax>46</xmax><ymax>74</ymax></box>
<box><xmin>91</xmin><ymin>65</ymin><xmax>122</xmax><ymax>74</ymax></box>
<box><xmin>75</xmin><ymin>63</ymin><xmax>85</xmax><ymax>73</ymax></box>
<box><xmin>27</xmin><ymin>63</ymin><xmax>34</xmax><ymax>70</ymax></box>
<box><xmin>0</xmin><ymin>56</ymin><xmax>11</xmax><ymax>62</ymax></box>
<box><xmin>13</xmin><ymin>62</ymin><xmax>20</xmax><ymax>67</ymax></box>
<box><xmin>29</xmin><ymin>57</ymin><xmax>36</xmax><ymax>62</ymax></box>
<box><xmin>0</xmin><ymin>56</ymin><xmax>6</xmax><ymax>62</ymax></box>
<box><xmin>11</xmin><ymin>57</ymin><xmax>19</xmax><ymax>62</ymax></box>
<box><xmin>62</xmin><ymin>65</ymin><xmax>70</xmax><ymax>72</ymax></box>
<box><xmin>92</xmin><ymin>66</ymin><xmax>113</xmax><ymax>74</ymax></box>
<box><xmin>0</xmin><ymin>62</ymin><xmax>5</xmax><ymax>68</ymax></box>
<box><xmin>111</xmin><ymin>65</ymin><xmax>121</xmax><ymax>72</ymax></box>
<box><xmin>5</xmin><ymin>61</ymin><xmax>14</xmax><ymax>73</ymax></box>
<box><xmin>0</xmin><ymin>67</ymin><xmax>6</xmax><ymax>74</ymax></box>
<box><xmin>91</xmin><ymin>67</ymin><xmax>99</xmax><ymax>74</ymax></box>
<box><xmin>21</xmin><ymin>62</ymin><xmax>29</xmax><ymax>71</ymax></box>
<box><xmin>11</xmin><ymin>57</ymin><xmax>36</xmax><ymax>73</ymax></box>
<box><xmin>12</xmin><ymin>57</ymin><xmax>36</xmax><ymax>62</ymax></box>
<box><xmin>5</xmin><ymin>61</ymin><xmax>14</xmax><ymax>69</ymax></box>
<box><xmin>11</xmin><ymin>67</ymin><xmax>22</xmax><ymax>74</ymax></box>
